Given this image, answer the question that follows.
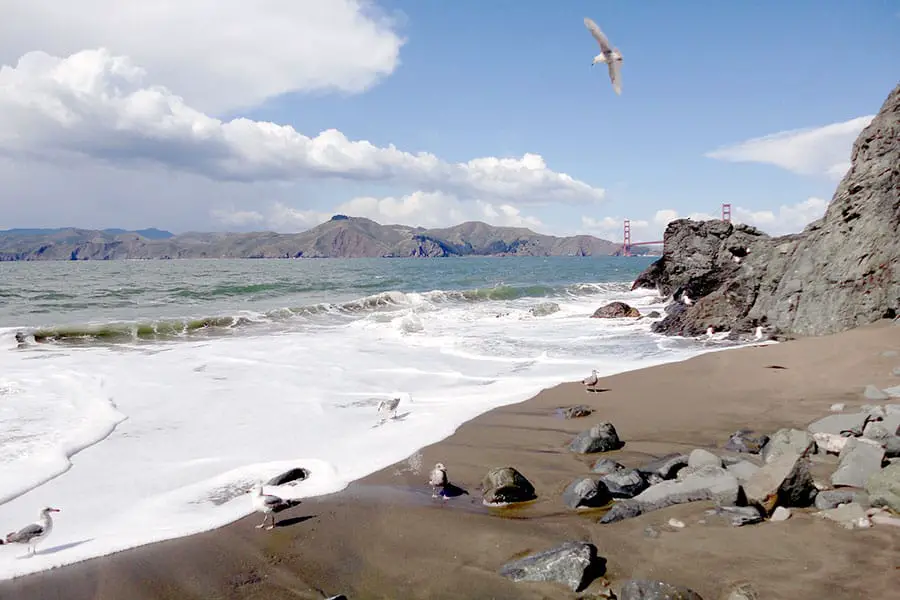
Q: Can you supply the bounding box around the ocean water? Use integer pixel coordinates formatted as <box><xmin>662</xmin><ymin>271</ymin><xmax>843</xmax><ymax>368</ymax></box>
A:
<box><xmin>0</xmin><ymin>257</ymin><xmax>742</xmax><ymax>580</ymax></box>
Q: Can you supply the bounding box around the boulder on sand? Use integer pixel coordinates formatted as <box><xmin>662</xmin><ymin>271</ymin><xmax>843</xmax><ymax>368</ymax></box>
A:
<box><xmin>760</xmin><ymin>428</ymin><xmax>816</xmax><ymax>464</ymax></box>
<box><xmin>591</xmin><ymin>302</ymin><xmax>641</xmax><ymax>318</ymax></box>
<box><xmin>482</xmin><ymin>467</ymin><xmax>537</xmax><ymax>505</ymax></box>
<box><xmin>866</xmin><ymin>462</ymin><xmax>900</xmax><ymax>512</ymax></box>
<box><xmin>637</xmin><ymin>453</ymin><xmax>689</xmax><ymax>481</ymax></box>
<box><xmin>831</xmin><ymin>437</ymin><xmax>885</xmax><ymax>489</ymax></box>
<box><xmin>562</xmin><ymin>477</ymin><xmax>612</xmax><ymax>509</ymax></box>
<box><xmin>599</xmin><ymin>468</ymin><xmax>650</xmax><ymax>499</ymax></box>
<box><xmin>618</xmin><ymin>579</ymin><xmax>704</xmax><ymax>600</ymax></box>
<box><xmin>569</xmin><ymin>422</ymin><xmax>624</xmax><ymax>454</ymax></box>
<box><xmin>723</xmin><ymin>430</ymin><xmax>769</xmax><ymax>454</ymax></box>
<box><xmin>743</xmin><ymin>452</ymin><xmax>817</xmax><ymax>515</ymax></box>
<box><xmin>499</xmin><ymin>541</ymin><xmax>605</xmax><ymax>592</ymax></box>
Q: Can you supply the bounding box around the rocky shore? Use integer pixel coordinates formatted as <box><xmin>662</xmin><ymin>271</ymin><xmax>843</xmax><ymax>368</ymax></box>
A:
<box><xmin>2</xmin><ymin>320</ymin><xmax>898</xmax><ymax>600</ymax></box>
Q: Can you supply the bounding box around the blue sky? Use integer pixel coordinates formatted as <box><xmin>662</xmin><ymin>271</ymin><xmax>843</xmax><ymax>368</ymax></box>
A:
<box><xmin>0</xmin><ymin>1</ymin><xmax>897</xmax><ymax>241</ymax></box>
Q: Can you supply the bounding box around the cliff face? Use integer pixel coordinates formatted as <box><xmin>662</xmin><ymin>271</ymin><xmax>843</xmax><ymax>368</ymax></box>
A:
<box><xmin>0</xmin><ymin>218</ymin><xmax>623</xmax><ymax>260</ymax></box>
<box><xmin>634</xmin><ymin>83</ymin><xmax>900</xmax><ymax>338</ymax></box>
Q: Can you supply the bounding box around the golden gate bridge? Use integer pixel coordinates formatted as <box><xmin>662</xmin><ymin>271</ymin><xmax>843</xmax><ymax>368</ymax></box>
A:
<box><xmin>620</xmin><ymin>203</ymin><xmax>732</xmax><ymax>256</ymax></box>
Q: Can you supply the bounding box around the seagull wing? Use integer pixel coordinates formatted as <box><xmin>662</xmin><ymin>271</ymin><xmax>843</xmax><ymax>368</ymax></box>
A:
<box><xmin>607</xmin><ymin>59</ymin><xmax>622</xmax><ymax>95</ymax></box>
<box><xmin>6</xmin><ymin>523</ymin><xmax>44</xmax><ymax>543</ymax></box>
<box><xmin>584</xmin><ymin>17</ymin><xmax>613</xmax><ymax>54</ymax></box>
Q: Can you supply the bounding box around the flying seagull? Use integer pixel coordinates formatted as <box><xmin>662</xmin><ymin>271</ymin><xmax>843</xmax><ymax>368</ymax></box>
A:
<box><xmin>2</xmin><ymin>507</ymin><xmax>59</xmax><ymax>557</ymax></box>
<box><xmin>584</xmin><ymin>17</ymin><xmax>623</xmax><ymax>95</ymax></box>
<box><xmin>248</xmin><ymin>484</ymin><xmax>300</xmax><ymax>530</ymax></box>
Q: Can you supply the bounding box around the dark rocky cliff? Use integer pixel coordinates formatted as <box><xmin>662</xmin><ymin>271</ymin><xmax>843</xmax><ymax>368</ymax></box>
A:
<box><xmin>633</xmin><ymin>83</ymin><xmax>900</xmax><ymax>338</ymax></box>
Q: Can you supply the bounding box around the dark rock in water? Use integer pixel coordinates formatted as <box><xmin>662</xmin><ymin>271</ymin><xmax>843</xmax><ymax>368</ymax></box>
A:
<box><xmin>618</xmin><ymin>579</ymin><xmax>704</xmax><ymax>600</ymax></box>
<box><xmin>592</xmin><ymin>301</ymin><xmax>641</xmax><ymax>319</ymax></box>
<box><xmin>708</xmin><ymin>505</ymin><xmax>765</xmax><ymax>527</ymax></box>
<box><xmin>646</xmin><ymin>310</ymin><xmax>661</xmax><ymax>318</ymax></box>
<box><xmin>499</xmin><ymin>541</ymin><xmax>604</xmax><ymax>592</ymax></box>
<box><xmin>599</xmin><ymin>468</ymin><xmax>649</xmax><ymax>498</ymax></box>
<box><xmin>631</xmin><ymin>83</ymin><xmax>900</xmax><ymax>338</ymax></box>
<box><xmin>569</xmin><ymin>422</ymin><xmax>624</xmax><ymax>454</ymax></box>
<box><xmin>591</xmin><ymin>458</ymin><xmax>625</xmax><ymax>475</ymax></box>
<box><xmin>814</xmin><ymin>489</ymin><xmax>871</xmax><ymax>510</ymax></box>
<box><xmin>266</xmin><ymin>467</ymin><xmax>310</xmax><ymax>486</ymax></box>
<box><xmin>559</xmin><ymin>405</ymin><xmax>594</xmax><ymax>419</ymax></box>
<box><xmin>637</xmin><ymin>453</ymin><xmax>688</xmax><ymax>480</ymax></box>
<box><xmin>562</xmin><ymin>477</ymin><xmax>612</xmax><ymax>509</ymax></box>
<box><xmin>724</xmin><ymin>430</ymin><xmax>769</xmax><ymax>454</ymax></box>
<box><xmin>482</xmin><ymin>467</ymin><xmax>537</xmax><ymax>505</ymax></box>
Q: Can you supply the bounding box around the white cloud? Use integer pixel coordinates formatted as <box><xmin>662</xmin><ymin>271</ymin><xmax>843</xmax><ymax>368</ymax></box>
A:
<box><xmin>733</xmin><ymin>197</ymin><xmax>828</xmax><ymax>235</ymax></box>
<box><xmin>0</xmin><ymin>48</ymin><xmax>605</xmax><ymax>207</ymax></box>
<box><xmin>212</xmin><ymin>191</ymin><xmax>544</xmax><ymax>233</ymax></box>
<box><xmin>705</xmin><ymin>116</ymin><xmax>874</xmax><ymax>180</ymax></box>
<box><xmin>0</xmin><ymin>0</ymin><xmax>404</xmax><ymax>115</ymax></box>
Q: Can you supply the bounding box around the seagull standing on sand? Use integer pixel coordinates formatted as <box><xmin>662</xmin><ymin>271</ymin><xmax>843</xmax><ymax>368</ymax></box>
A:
<box><xmin>584</xmin><ymin>17</ymin><xmax>623</xmax><ymax>95</ymax></box>
<box><xmin>249</xmin><ymin>484</ymin><xmax>299</xmax><ymax>530</ymax></box>
<box><xmin>429</xmin><ymin>462</ymin><xmax>449</xmax><ymax>499</ymax></box>
<box><xmin>582</xmin><ymin>369</ymin><xmax>600</xmax><ymax>391</ymax></box>
<box><xmin>2</xmin><ymin>507</ymin><xmax>59</xmax><ymax>556</ymax></box>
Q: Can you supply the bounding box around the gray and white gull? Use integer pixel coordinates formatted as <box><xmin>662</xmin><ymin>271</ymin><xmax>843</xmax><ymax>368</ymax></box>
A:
<box><xmin>2</xmin><ymin>506</ymin><xmax>59</xmax><ymax>557</ymax></box>
<box><xmin>584</xmin><ymin>17</ymin><xmax>623</xmax><ymax>95</ymax></box>
<box><xmin>429</xmin><ymin>462</ymin><xmax>449</xmax><ymax>499</ymax></box>
<box><xmin>376</xmin><ymin>392</ymin><xmax>412</xmax><ymax>423</ymax></box>
<box><xmin>249</xmin><ymin>483</ymin><xmax>300</xmax><ymax>530</ymax></box>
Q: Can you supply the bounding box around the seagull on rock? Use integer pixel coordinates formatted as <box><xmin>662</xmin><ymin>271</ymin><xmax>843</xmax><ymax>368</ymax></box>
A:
<box><xmin>429</xmin><ymin>462</ymin><xmax>449</xmax><ymax>499</ymax></box>
<box><xmin>584</xmin><ymin>17</ymin><xmax>623</xmax><ymax>95</ymax></box>
<box><xmin>2</xmin><ymin>507</ymin><xmax>59</xmax><ymax>557</ymax></box>
<box><xmin>582</xmin><ymin>369</ymin><xmax>600</xmax><ymax>391</ymax></box>
<box><xmin>249</xmin><ymin>484</ymin><xmax>300</xmax><ymax>530</ymax></box>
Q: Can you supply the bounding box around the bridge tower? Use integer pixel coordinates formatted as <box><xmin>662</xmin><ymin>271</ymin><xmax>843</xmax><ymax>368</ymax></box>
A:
<box><xmin>722</xmin><ymin>203</ymin><xmax>732</xmax><ymax>222</ymax></box>
<box><xmin>622</xmin><ymin>219</ymin><xmax>632</xmax><ymax>256</ymax></box>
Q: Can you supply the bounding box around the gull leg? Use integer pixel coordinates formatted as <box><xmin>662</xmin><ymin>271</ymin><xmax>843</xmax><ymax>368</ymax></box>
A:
<box><xmin>266</xmin><ymin>514</ymin><xmax>275</xmax><ymax>530</ymax></box>
<box><xmin>431</xmin><ymin>485</ymin><xmax>437</xmax><ymax>498</ymax></box>
<box><xmin>256</xmin><ymin>514</ymin><xmax>267</xmax><ymax>529</ymax></box>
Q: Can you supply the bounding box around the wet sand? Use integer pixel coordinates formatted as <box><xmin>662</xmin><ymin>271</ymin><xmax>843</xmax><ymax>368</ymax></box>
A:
<box><xmin>2</xmin><ymin>321</ymin><xmax>899</xmax><ymax>599</ymax></box>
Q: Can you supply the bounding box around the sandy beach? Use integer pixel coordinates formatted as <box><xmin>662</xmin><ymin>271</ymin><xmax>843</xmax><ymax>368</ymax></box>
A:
<box><xmin>2</xmin><ymin>320</ymin><xmax>899</xmax><ymax>600</ymax></box>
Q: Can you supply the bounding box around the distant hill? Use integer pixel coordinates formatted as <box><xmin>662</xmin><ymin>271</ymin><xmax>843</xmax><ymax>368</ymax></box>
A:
<box><xmin>0</xmin><ymin>217</ymin><xmax>652</xmax><ymax>261</ymax></box>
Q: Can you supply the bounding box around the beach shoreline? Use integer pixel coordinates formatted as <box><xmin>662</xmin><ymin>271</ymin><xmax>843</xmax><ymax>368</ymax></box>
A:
<box><xmin>2</xmin><ymin>320</ymin><xmax>899</xmax><ymax>599</ymax></box>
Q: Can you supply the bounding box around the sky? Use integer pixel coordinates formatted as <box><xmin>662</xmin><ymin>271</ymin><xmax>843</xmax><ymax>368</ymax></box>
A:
<box><xmin>0</xmin><ymin>1</ymin><xmax>897</xmax><ymax>243</ymax></box>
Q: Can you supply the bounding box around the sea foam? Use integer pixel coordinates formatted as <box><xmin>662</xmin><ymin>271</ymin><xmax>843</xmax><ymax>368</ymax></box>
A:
<box><xmin>0</xmin><ymin>285</ymin><xmax>731</xmax><ymax>580</ymax></box>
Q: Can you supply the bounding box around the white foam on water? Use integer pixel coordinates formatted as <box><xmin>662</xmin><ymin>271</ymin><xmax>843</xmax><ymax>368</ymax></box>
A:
<box><xmin>0</xmin><ymin>287</ymin><xmax>727</xmax><ymax>580</ymax></box>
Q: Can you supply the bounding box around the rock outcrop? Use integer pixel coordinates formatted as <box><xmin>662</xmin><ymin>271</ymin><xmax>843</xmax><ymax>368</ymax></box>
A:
<box><xmin>632</xmin><ymin>83</ymin><xmax>900</xmax><ymax>337</ymax></box>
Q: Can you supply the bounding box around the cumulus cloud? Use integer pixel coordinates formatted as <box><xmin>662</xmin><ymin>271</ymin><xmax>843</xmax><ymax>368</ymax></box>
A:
<box><xmin>0</xmin><ymin>0</ymin><xmax>404</xmax><ymax>114</ymax></box>
<box><xmin>705</xmin><ymin>116</ymin><xmax>874</xmax><ymax>180</ymax></box>
<box><xmin>581</xmin><ymin>198</ymin><xmax>829</xmax><ymax>244</ymax></box>
<box><xmin>212</xmin><ymin>191</ymin><xmax>544</xmax><ymax>233</ymax></box>
<box><xmin>0</xmin><ymin>48</ymin><xmax>605</xmax><ymax>206</ymax></box>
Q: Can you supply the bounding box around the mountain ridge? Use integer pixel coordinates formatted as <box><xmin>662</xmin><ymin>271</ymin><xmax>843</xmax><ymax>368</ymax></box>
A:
<box><xmin>0</xmin><ymin>216</ymin><xmax>652</xmax><ymax>261</ymax></box>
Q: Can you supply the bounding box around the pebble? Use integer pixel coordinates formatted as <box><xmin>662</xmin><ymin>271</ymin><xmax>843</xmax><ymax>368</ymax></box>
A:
<box><xmin>829</xmin><ymin>403</ymin><xmax>845</xmax><ymax>412</ymax></box>
<box><xmin>771</xmin><ymin>506</ymin><xmax>791</xmax><ymax>521</ymax></box>
<box><xmin>643</xmin><ymin>526</ymin><xmax>660</xmax><ymax>539</ymax></box>
<box><xmin>667</xmin><ymin>518</ymin><xmax>686</xmax><ymax>529</ymax></box>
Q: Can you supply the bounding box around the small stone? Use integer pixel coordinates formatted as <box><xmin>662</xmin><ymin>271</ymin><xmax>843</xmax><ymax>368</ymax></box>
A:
<box><xmin>591</xmin><ymin>301</ymin><xmax>641</xmax><ymax>319</ymax></box>
<box><xmin>771</xmin><ymin>506</ymin><xmax>791</xmax><ymax>521</ymax></box>
<box><xmin>688</xmin><ymin>449</ymin><xmax>722</xmax><ymax>469</ymax></box>
<box><xmin>591</xmin><ymin>458</ymin><xmax>625</xmax><ymax>475</ymax></box>
<box><xmin>667</xmin><ymin>518</ymin><xmax>685</xmax><ymax>529</ymax></box>
<box><xmin>569</xmin><ymin>422</ymin><xmax>624</xmax><ymax>454</ymax></box>
<box><xmin>643</xmin><ymin>526</ymin><xmax>660</xmax><ymax>538</ymax></box>
<box><xmin>814</xmin><ymin>489</ymin><xmax>870</xmax><ymax>510</ymax></box>
<box><xmin>499</xmin><ymin>541</ymin><xmax>603</xmax><ymax>593</ymax></box>
<box><xmin>830</xmin><ymin>403</ymin><xmax>846</xmax><ymax>412</ymax></box>
<box><xmin>710</xmin><ymin>505</ymin><xmax>764</xmax><ymax>527</ymax></box>
<box><xmin>722</xmin><ymin>582</ymin><xmax>759</xmax><ymax>600</ymax></box>
<box><xmin>723</xmin><ymin>430</ymin><xmax>769</xmax><ymax>454</ymax></box>
<box><xmin>559</xmin><ymin>405</ymin><xmax>594</xmax><ymax>419</ymax></box>
<box><xmin>562</xmin><ymin>477</ymin><xmax>612</xmax><ymax>510</ymax></box>
<box><xmin>864</xmin><ymin>385</ymin><xmax>890</xmax><ymax>401</ymax></box>
<box><xmin>618</xmin><ymin>579</ymin><xmax>703</xmax><ymax>600</ymax></box>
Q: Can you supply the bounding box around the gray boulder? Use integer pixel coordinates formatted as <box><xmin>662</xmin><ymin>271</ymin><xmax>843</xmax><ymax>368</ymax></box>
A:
<box><xmin>600</xmin><ymin>465</ymin><xmax>739</xmax><ymax>524</ymax></box>
<box><xmin>883</xmin><ymin>385</ymin><xmax>900</xmax><ymax>398</ymax></box>
<box><xmin>482</xmin><ymin>467</ymin><xmax>537</xmax><ymax>505</ymax></box>
<box><xmin>569</xmin><ymin>422</ymin><xmax>623</xmax><ymax>454</ymax></box>
<box><xmin>814</xmin><ymin>489</ymin><xmax>871</xmax><ymax>510</ymax></box>
<box><xmin>599</xmin><ymin>468</ymin><xmax>649</xmax><ymax>499</ymax></box>
<box><xmin>637</xmin><ymin>453</ymin><xmax>689</xmax><ymax>480</ymax></box>
<box><xmin>894</xmin><ymin>367</ymin><xmax>900</xmax><ymax>376</ymax></box>
<box><xmin>760</xmin><ymin>428</ymin><xmax>816</xmax><ymax>464</ymax></box>
<box><xmin>723</xmin><ymin>430</ymin><xmax>769</xmax><ymax>454</ymax></box>
<box><xmin>864</xmin><ymin>384</ymin><xmax>890</xmax><ymax>401</ymax></box>
<box><xmin>591</xmin><ymin>457</ymin><xmax>625</xmax><ymax>475</ymax></box>
<box><xmin>831</xmin><ymin>437</ymin><xmax>885</xmax><ymax>488</ymax></box>
<box><xmin>618</xmin><ymin>579</ymin><xmax>704</xmax><ymax>600</ymax></box>
<box><xmin>562</xmin><ymin>477</ymin><xmax>612</xmax><ymax>509</ymax></box>
<box><xmin>725</xmin><ymin>460</ymin><xmax>760</xmax><ymax>484</ymax></box>
<box><xmin>499</xmin><ymin>541</ymin><xmax>604</xmax><ymax>592</ymax></box>
<box><xmin>743</xmin><ymin>452</ymin><xmax>817</xmax><ymax>514</ymax></box>
<box><xmin>865</xmin><ymin>462</ymin><xmax>900</xmax><ymax>512</ymax></box>
<box><xmin>530</xmin><ymin>301</ymin><xmax>560</xmax><ymax>317</ymax></box>
<box><xmin>688</xmin><ymin>449</ymin><xmax>722</xmax><ymax>469</ymax></box>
